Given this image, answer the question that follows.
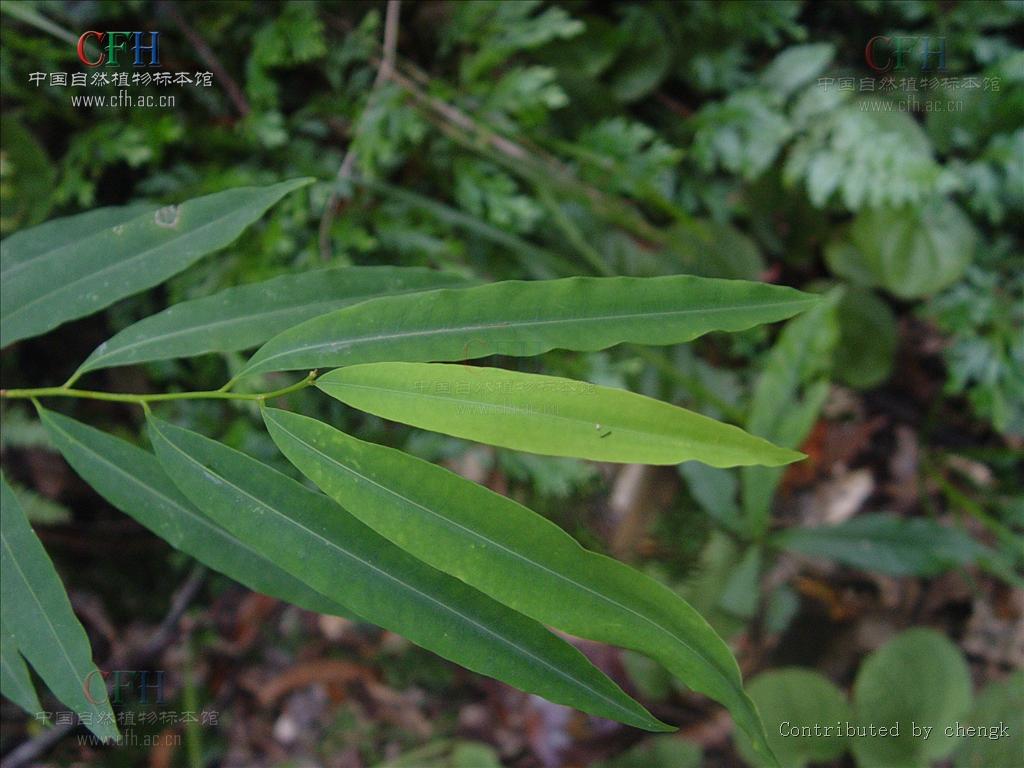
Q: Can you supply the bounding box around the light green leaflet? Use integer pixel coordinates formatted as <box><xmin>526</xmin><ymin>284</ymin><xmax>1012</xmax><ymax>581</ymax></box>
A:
<box><xmin>318</xmin><ymin>362</ymin><xmax>802</xmax><ymax>467</ymax></box>
<box><xmin>240</xmin><ymin>274</ymin><xmax>820</xmax><ymax>376</ymax></box>
<box><xmin>147</xmin><ymin>416</ymin><xmax>668</xmax><ymax>732</ymax></box>
<box><xmin>0</xmin><ymin>178</ymin><xmax>312</xmax><ymax>348</ymax></box>
<box><xmin>262</xmin><ymin>409</ymin><xmax>778</xmax><ymax>767</ymax></box>
<box><xmin>37</xmin><ymin>407</ymin><xmax>348</xmax><ymax>618</ymax></box>
<box><xmin>1</xmin><ymin>624</ymin><xmax>40</xmax><ymax>716</ymax></box>
<box><xmin>0</xmin><ymin>477</ymin><xmax>118</xmax><ymax>741</ymax></box>
<box><xmin>74</xmin><ymin>266</ymin><xmax>471</xmax><ymax>376</ymax></box>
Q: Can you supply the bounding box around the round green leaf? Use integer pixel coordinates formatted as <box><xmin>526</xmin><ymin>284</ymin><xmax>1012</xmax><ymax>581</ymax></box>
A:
<box><xmin>826</xmin><ymin>200</ymin><xmax>977</xmax><ymax>299</ymax></box>
<box><xmin>736</xmin><ymin>668</ymin><xmax>850</xmax><ymax>768</ymax></box>
<box><xmin>852</xmin><ymin>629</ymin><xmax>972</xmax><ymax>767</ymax></box>
<box><xmin>596</xmin><ymin>735</ymin><xmax>702</xmax><ymax>768</ymax></box>
<box><xmin>607</xmin><ymin>7</ymin><xmax>670</xmax><ymax>102</ymax></box>
<box><xmin>954</xmin><ymin>670</ymin><xmax>1023</xmax><ymax>768</ymax></box>
<box><xmin>834</xmin><ymin>287</ymin><xmax>897</xmax><ymax>388</ymax></box>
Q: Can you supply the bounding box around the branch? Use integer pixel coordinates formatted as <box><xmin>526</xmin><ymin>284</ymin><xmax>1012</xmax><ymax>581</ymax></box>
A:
<box><xmin>383</xmin><ymin>65</ymin><xmax>672</xmax><ymax>245</ymax></box>
<box><xmin>318</xmin><ymin>0</ymin><xmax>401</xmax><ymax>261</ymax></box>
<box><xmin>158</xmin><ymin>1</ymin><xmax>250</xmax><ymax>118</ymax></box>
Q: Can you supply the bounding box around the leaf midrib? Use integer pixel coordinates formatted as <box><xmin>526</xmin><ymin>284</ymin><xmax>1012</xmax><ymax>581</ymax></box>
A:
<box><xmin>268</xmin><ymin>415</ymin><xmax>741</xmax><ymax>702</ymax></box>
<box><xmin>248</xmin><ymin>296</ymin><xmax>818</xmax><ymax>371</ymax></box>
<box><xmin>322</xmin><ymin>380</ymin><xmax>718</xmax><ymax>456</ymax></box>
<box><xmin>151</xmin><ymin>422</ymin><xmax>644</xmax><ymax>723</ymax></box>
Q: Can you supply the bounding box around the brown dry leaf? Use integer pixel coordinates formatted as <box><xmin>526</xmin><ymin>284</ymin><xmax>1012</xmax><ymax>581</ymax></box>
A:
<box><xmin>806</xmin><ymin>467</ymin><xmax>875</xmax><ymax>525</ymax></box>
<box><xmin>255</xmin><ymin>659</ymin><xmax>371</xmax><ymax>708</ymax></box>
<box><xmin>886</xmin><ymin>425</ymin><xmax>920</xmax><ymax>509</ymax></box>
<box><xmin>148</xmin><ymin>727</ymin><xmax>181</xmax><ymax>768</ymax></box>
<box><xmin>944</xmin><ymin>454</ymin><xmax>995</xmax><ymax>487</ymax></box>
<box><xmin>272</xmin><ymin>685</ymin><xmax>329</xmax><ymax>747</ymax></box>
<box><xmin>608</xmin><ymin>464</ymin><xmax>675</xmax><ymax>560</ymax></box>
<box><xmin>822</xmin><ymin>416</ymin><xmax>887</xmax><ymax>468</ymax></box>
<box><xmin>794</xmin><ymin>576</ymin><xmax>859</xmax><ymax>621</ymax></box>
<box><xmin>680</xmin><ymin>708</ymin><xmax>733</xmax><ymax>750</ymax></box>
<box><xmin>363</xmin><ymin>679</ymin><xmax>432</xmax><ymax>738</ymax></box>
<box><xmin>215</xmin><ymin>592</ymin><xmax>281</xmax><ymax>656</ymax></box>
<box><xmin>963</xmin><ymin>591</ymin><xmax>1024</xmax><ymax>668</ymax></box>
<box><xmin>318</xmin><ymin>613</ymin><xmax>355</xmax><ymax>642</ymax></box>
<box><xmin>782</xmin><ymin>420</ymin><xmax>827</xmax><ymax>492</ymax></box>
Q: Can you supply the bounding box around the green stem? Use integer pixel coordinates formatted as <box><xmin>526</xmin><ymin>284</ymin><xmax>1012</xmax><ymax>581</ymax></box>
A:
<box><xmin>1</xmin><ymin>371</ymin><xmax>318</xmax><ymax>406</ymax></box>
<box><xmin>182</xmin><ymin>632</ymin><xmax>204</xmax><ymax>768</ymax></box>
<box><xmin>925</xmin><ymin>458</ymin><xmax>1024</xmax><ymax>560</ymax></box>
<box><xmin>534</xmin><ymin>182</ymin><xmax>615</xmax><ymax>277</ymax></box>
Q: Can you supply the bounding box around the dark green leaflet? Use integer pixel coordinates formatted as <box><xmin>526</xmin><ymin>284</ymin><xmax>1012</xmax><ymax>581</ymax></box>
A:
<box><xmin>1</xmin><ymin>477</ymin><xmax>118</xmax><ymax>740</ymax></box>
<box><xmin>75</xmin><ymin>266</ymin><xmax>472</xmax><ymax>375</ymax></box>
<box><xmin>263</xmin><ymin>408</ymin><xmax>779</xmax><ymax>766</ymax></box>
<box><xmin>1</xmin><ymin>178</ymin><xmax>312</xmax><ymax>347</ymax></box>
<box><xmin>240</xmin><ymin>274</ymin><xmax>820</xmax><ymax>375</ymax></box>
<box><xmin>1</xmin><ymin>624</ymin><xmax>40</xmax><ymax>716</ymax></box>
<box><xmin>38</xmin><ymin>407</ymin><xmax>348</xmax><ymax>617</ymax></box>
<box><xmin>148</xmin><ymin>415</ymin><xmax>669</xmax><ymax>732</ymax></box>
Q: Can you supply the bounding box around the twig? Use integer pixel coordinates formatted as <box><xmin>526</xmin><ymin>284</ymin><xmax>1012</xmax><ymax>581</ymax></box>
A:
<box><xmin>0</xmin><ymin>721</ymin><xmax>75</xmax><ymax>768</ymax></box>
<box><xmin>3</xmin><ymin>370</ymin><xmax>319</xmax><ymax>406</ymax></box>
<box><xmin>158</xmin><ymin>1</ymin><xmax>250</xmax><ymax>118</ymax></box>
<box><xmin>0</xmin><ymin>2</ymin><xmax>77</xmax><ymax>45</ymax></box>
<box><xmin>135</xmin><ymin>565</ymin><xmax>208</xmax><ymax>662</ymax></box>
<box><xmin>0</xmin><ymin>567</ymin><xmax>208</xmax><ymax>768</ymax></box>
<box><xmin>319</xmin><ymin>0</ymin><xmax>401</xmax><ymax>260</ymax></box>
<box><xmin>385</xmin><ymin>65</ymin><xmax>670</xmax><ymax>246</ymax></box>
<box><xmin>534</xmin><ymin>182</ymin><xmax>614</xmax><ymax>276</ymax></box>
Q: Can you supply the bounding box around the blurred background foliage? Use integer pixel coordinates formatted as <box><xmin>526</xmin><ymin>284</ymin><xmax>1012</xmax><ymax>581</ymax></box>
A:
<box><xmin>0</xmin><ymin>1</ymin><xmax>1021</xmax><ymax>766</ymax></box>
